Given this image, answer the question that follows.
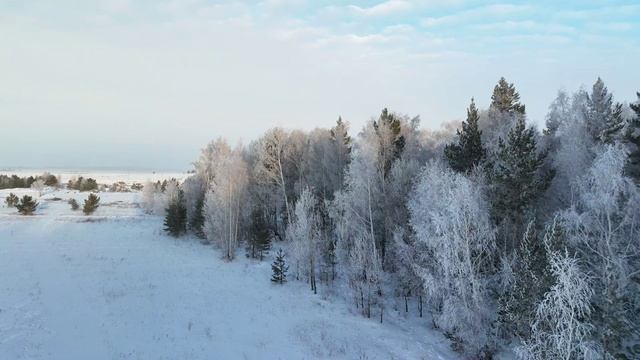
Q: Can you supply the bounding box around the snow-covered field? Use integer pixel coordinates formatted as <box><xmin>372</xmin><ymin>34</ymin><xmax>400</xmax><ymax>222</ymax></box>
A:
<box><xmin>0</xmin><ymin>186</ymin><xmax>457</xmax><ymax>360</ymax></box>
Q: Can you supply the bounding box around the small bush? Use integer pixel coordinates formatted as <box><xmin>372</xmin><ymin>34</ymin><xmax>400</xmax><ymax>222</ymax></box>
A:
<box><xmin>5</xmin><ymin>193</ymin><xmax>19</xmax><ymax>207</ymax></box>
<box><xmin>16</xmin><ymin>195</ymin><xmax>38</xmax><ymax>215</ymax></box>
<box><xmin>68</xmin><ymin>198</ymin><xmax>79</xmax><ymax>210</ymax></box>
<box><xmin>83</xmin><ymin>194</ymin><xmax>100</xmax><ymax>215</ymax></box>
<box><xmin>131</xmin><ymin>183</ymin><xmax>144</xmax><ymax>191</ymax></box>
<box><xmin>67</xmin><ymin>177</ymin><xmax>98</xmax><ymax>192</ymax></box>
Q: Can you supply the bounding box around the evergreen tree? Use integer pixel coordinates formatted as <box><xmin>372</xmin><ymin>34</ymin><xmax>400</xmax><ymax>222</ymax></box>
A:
<box><xmin>189</xmin><ymin>195</ymin><xmax>205</xmax><ymax>238</ymax></box>
<box><xmin>83</xmin><ymin>193</ymin><xmax>100</xmax><ymax>215</ymax></box>
<box><xmin>586</xmin><ymin>77</ymin><xmax>625</xmax><ymax>143</ymax></box>
<box><xmin>68</xmin><ymin>198</ymin><xmax>79</xmax><ymax>210</ymax></box>
<box><xmin>444</xmin><ymin>98</ymin><xmax>486</xmax><ymax>173</ymax></box>
<box><xmin>164</xmin><ymin>189</ymin><xmax>187</xmax><ymax>237</ymax></box>
<box><xmin>625</xmin><ymin>92</ymin><xmax>640</xmax><ymax>182</ymax></box>
<box><xmin>271</xmin><ymin>248</ymin><xmax>288</xmax><ymax>284</ymax></box>
<box><xmin>247</xmin><ymin>206</ymin><xmax>271</xmax><ymax>260</ymax></box>
<box><xmin>492</xmin><ymin>117</ymin><xmax>552</xmax><ymax>222</ymax></box>
<box><xmin>16</xmin><ymin>195</ymin><xmax>38</xmax><ymax>215</ymax></box>
<box><xmin>5</xmin><ymin>193</ymin><xmax>19</xmax><ymax>207</ymax></box>
<box><xmin>490</xmin><ymin>77</ymin><xmax>526</xmax><ymax>115</ymax></box>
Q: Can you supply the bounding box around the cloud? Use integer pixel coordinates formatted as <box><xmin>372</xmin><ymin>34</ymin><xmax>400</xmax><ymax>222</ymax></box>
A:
<box><xmin>421</xmin><ymin>3</ymin><xmax>533</xmax><ymax>27</ymax></box>
<box><xmin>349</xmin><ymin>0</ymin><xmax>413</xmax><ymax>17</ymax></box>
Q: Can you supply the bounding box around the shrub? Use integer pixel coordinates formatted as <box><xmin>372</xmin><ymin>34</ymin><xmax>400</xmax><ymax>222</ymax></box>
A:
<box><xmin>16</xmin><ymin>195</ymin><xmax>38</xmax><ymax>215</ymax></box>
<box><xmin>83</xmin><ymin>194</ymin><xmax>100</xmax><ymax>215</ymax></box>
<box><xmin>5</xmin><ymin>193</ymin><xmax>19</xmax><ymax>207</ymax></box>
<box><xmin>68</xmin><ymin>177</ymin><xmax>98</xmax><ymax>191</ymax></box>
<box><xmin>68</xmin><ymin>198</ymin><xmax>79</xmax><ymax>210</ymax></box>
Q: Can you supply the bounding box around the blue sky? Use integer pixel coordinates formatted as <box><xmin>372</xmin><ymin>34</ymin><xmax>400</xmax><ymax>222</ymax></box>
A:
<box><xmin>0</xmin><ymin>0</ymin><xmax>639</xmax><ymax>170</ymax></box>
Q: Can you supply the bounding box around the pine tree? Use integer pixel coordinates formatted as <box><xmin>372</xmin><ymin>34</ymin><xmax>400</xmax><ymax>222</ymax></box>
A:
<box><xmin>444</xmin><ymin>98</ymin><xmax>486</xmax><ymax>173</ymax></box>
<box><xmin>490</xmin><ymin>77</ymin><xmax>526</xmax><ymax>115</ymax></box>
<box><xmin>247</xmin><ymin>206</ymin><xmax>271</xmax><ymax>260</ymax></box>
<box><xmin>492</xmin><ymin>117</ymin><xmax>552</xmax><ymax>222</ymax></box>
<box><xmin>5</xmin><ymin>193</ymin><xmax>19</xmax><ymax>207</ymax></box>
<box><xmin>271</xmin><ymin>248</ymin><xmax>288</xmax><ymax>284</ymax></box>
<box><xmin>68</xmin><ymin>198</ymin><xmax>79</xmax><ymax>210</ymax></box>
<box><xmin>164</xmin><ymin>189</ymin><xmax>187</xmax><ymax>237</ymax></box>
<box><xmin>586</xmin><ymin>77</ymin><xmax>625</xmax><ymax>143</ymax></box>
<box><xmin>83</xmin><ymin>193</ymin><xmax>100</xmax><ymax>215</ymax></box>
<box><xmin>625</xmin><ymin>92</ymin><xmax>640</xmax><ymax>182</ymax></box>
<box><xmin>16</xmin><ymin>195</ymin><xmax>38</xmax><ymax>215</ymax></box>
<box><xmin>189</xmin><ymin>195</ymin><xmax>205</xmax><ymax>238</ymax></box>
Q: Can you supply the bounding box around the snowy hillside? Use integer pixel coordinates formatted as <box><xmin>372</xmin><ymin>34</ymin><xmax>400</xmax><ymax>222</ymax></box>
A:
<box><xmin>0</xmin><ymin>188</ymin><xmax>457</xmax><ymax>360</ymax></box>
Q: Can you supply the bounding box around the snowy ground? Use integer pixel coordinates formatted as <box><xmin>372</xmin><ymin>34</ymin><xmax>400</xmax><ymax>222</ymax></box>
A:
<box><xmin>0</xmin><ymin>187</ymin><xmax>458</xmax><ymax>360</ymax></box>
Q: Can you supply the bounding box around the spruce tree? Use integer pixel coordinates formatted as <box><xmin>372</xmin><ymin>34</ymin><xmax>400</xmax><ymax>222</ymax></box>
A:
<box><xmin>247</xmin><ymin>206</ymin><xmax>271</xmax><ymax>260</ymax></box>
<box><xmin>164</xmin><ymin>189</ymin><xmax>186</xmax><ymax>237</ymax></box>
<box><xmin>16</xmin><ymin>195</ymin><xmax>38</xmax><ymax>215</ymax></box>
<box><xmin>490</xmin><ymin>77</ymin><xmax>526</xmax><ymax>115</ymax></box>
<box><xmin>83</xmin><ymin>193</ymin><xmax>100</xmax><ymax>215</ymax></box>
<box><xmin>444</xmin><ymin>98</ymin><xmax>486</xmax><ymax>173</ymax></box>
<box><xmin>271</xmin><ymin>248</ymin><xmax>288</xmax><ymax>284</ymax></box>
<box><xmin>625</xmin><ymin>92</ymin><xmax>640</xmax><ymax>182</ymax></box>
<box><xmin>189</xmin><ymin>195</ymin><xmax>205</xmax><ymax>238</ymax></box>
<box><xmin>5</xmin><ymin>193</ymin><xmax>19</xmax><ymax>207</ymax></box>
<box><xmin>586</xmin><ymin>77</ymin><xmax>625</xmax><ymax>143</ymax></box>
<box><xmin>492</xmin><ymin>117</ymin><xmax>552</xmax><ymax>222</ymax></box>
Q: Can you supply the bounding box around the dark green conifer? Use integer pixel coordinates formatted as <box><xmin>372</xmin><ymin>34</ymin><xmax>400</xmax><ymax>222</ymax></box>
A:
<box><xmin>83</xmin><ymin>193</ymin><xmax>100</xmax><ymax>215</ymax></box>
<box><xmin>271</xmin><ymin>249</ymin><xmax>288</xmax><ymax>284</ymax></box>
<box><xmin>444</xmin><ymin>98</ymin><xmax>486</xmax><ymax>173</ymax></box>
<box><xmin>164</xmin><ymin>189</ymin><xmax>187</xmax><ymax>237</ymax></box>
<box><xmin>16</xmin><ymin>195</ymin><xmax>38</xmax><ymax>215</ymax></box>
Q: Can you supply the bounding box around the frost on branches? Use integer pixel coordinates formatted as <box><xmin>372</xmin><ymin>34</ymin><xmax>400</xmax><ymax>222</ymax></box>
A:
<box><xmin>409</xmin><ymin>161</ymin><xmax>496</xmax><ymax>356</ymax></box>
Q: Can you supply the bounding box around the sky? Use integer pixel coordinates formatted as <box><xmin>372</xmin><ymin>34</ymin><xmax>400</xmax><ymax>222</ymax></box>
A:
<box><xmin>0</xmin><ymin>0</ymin><xmax>639</xmax><ymax>171</ymax></box>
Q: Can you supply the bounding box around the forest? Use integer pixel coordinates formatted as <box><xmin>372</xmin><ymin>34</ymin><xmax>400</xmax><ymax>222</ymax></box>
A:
<box><xmin>145</xmin><ymin>77</ymin><xmax>640</xmax><ymax>359</ymax></box>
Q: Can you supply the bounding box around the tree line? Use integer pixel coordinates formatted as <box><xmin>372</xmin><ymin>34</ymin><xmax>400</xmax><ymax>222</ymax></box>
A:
<box><xmin>158</xmin><ymin>77</ymin><xmax>640</xmax><ymax>359</ymax></box>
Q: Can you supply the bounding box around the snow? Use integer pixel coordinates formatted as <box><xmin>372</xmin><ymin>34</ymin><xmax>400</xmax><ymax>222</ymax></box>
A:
<box><xmin>0</xmin><ymin>187</ymin><xmax>457</xmax><ymax>360</ymax></box>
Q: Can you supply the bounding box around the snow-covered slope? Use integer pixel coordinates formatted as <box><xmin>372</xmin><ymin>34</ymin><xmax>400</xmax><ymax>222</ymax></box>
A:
<box><xmin>0</xmin><ymin>188</ymin><xmax>457</xmax><ymax>360</ymax></box>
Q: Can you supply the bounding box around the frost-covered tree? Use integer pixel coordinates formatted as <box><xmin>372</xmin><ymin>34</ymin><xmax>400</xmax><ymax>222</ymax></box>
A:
<box><xmin>30</xmin><ymin>179</ymin><xmax>45</xmax><ymax>197</ymax></box>
<box><xmin>518</xmin><ymin>248</ymin><xmax>597</xmax><ymax>360</ymax></box>
<box><xmin>286</xmin><ymin>188</ymin><xmax>320</xmax><ymax>293</ymax></box>
<box><xmin>542</xmin><ymin>89</ymin><xmax>594</xmax><ymax>211</ymax></box>
<box><xmin>561</xmin><ymin>144</ymin><xmax>640</xmax><ymax>358</ymax></box>
<box><xmin>254</xmin><ymin>128</ymin><xmax>293</xmax><ymax>222</ymax></box>
<box><xmin>444</xmin><ymin>98</ymin><xmax>486</xmax><ymax>173</ymax></box>
<box><xmin>203</xmin><ymin>141</ymin><xmax>249</xmax><ymax>261</ymax></box>
<box><xmin>409</xmin><ymin>161</ymin><xmax>497</xmax><ymax>356</ymax></box>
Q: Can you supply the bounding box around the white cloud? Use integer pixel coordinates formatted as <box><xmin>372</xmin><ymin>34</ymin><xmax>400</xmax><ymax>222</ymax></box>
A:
<box><xmin>421</xmin><ymin>3</ymin><xmax>532</xmax><ymax>27</ymax></box>
<box><xmin>349</xmin><ymin>0</ymin><xmax>413</xmax><ymax>17</ymax></box>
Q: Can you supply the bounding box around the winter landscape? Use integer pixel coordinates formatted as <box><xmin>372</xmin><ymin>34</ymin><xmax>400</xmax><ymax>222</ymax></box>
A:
<box><xmin>2</xmin><ymin>1</ymin><xmax>640</xmax><ymax>360</ymax></box>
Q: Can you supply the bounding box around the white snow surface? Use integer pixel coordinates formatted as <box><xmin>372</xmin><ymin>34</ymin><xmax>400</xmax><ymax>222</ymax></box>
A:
<box><xmin>0</xmin><ymin>187</ymin><xmax>458</xmax><ymax>360</ymax></box>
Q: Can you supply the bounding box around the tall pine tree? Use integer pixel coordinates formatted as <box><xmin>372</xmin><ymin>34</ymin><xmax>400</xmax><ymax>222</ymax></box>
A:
<box><xmin>164</xmin><ymin>189</ymin><xmax>187</xmax><ymax>237</ymax></box>
<box><xmin>625</xmin><ymin>92</ymin><xmax>640</xmax><ymax>182</ymax></box>
<box><xmin>586</xmin><ymin>77</ymin><xmax>625</xmax><ymax>143</ymax></box>
<box><xmin>444</xmin><ymin>98</ymin><xmax>486</xmax><ymax>173</ymax></box>
<box><xmin>490</xmin><ymin>77</ymin><xmax>526</xmax><ymax>115</ymax></box>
